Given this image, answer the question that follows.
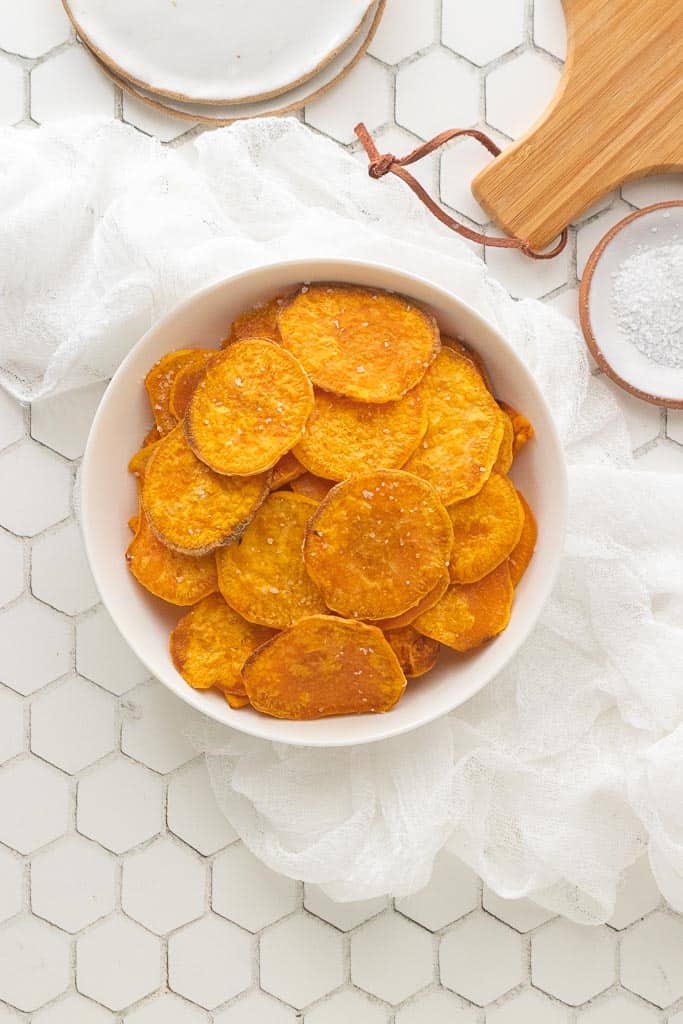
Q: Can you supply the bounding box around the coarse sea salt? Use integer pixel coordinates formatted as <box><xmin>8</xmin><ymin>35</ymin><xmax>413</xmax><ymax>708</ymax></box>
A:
<box><xmin>612</xmin><ymin>240</ymin><xmax>683</xmax><ymax>368</ymax></box>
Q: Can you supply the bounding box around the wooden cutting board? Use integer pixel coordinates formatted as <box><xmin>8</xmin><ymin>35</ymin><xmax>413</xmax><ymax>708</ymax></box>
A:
<box><xmin>472</xmin><ymin>0</ymin><xmax>683</xmax><ymax>250</ymax></box>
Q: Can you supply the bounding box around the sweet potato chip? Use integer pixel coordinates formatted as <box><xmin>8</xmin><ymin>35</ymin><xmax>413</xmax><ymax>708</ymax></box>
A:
<box><xmin>493</xmin><ymin>412</ymin><xmax>514</xmax><ymax>474</ymax></box>
<box><xmin>278</xmin><ymin>284</ymin><xmax>440</xmax><ymax>403</ymax></box>
<box><xmin>186</xmin><ymin>339</ymin><xmax>314</xmax><ymax>476</ymax></box>
<box><xmin>128</xmin><ymin>440</ymin><xmax>160</xmax><ymax>480</ymax></box>
<box><xmin>304</xmin><ymin>470</ymin><xmax>453</xmax><ymax>620</ymax></box>
<box><xmin>169</xmin><ymin>352</ymin><xmax>214</xmax><ymax>420</ymax></box>
<box><xmin>385</xmin><ymin>626</ymin><xmax>440</xmax><ymax>678</ymax></box>
<box><xmin>442</xmin><ymin>336</ymin><xmax>492</xmax><ymax>390</ymax></box>
<box><xmin>127</xmin><ymin>507</ymin><xmax>218</xmax><ymax>606</ymax></box>
<box><xmin>447</xmin><ymin>472</ymin><xmax>524</xmax><ymax>584</ymax></box>
<box><xmin>128</xmin><ymin>515</ymin><xmax>139</xmax><ymax>534</ymax></box>
<box><xmin>376</xmin><ymin>571</ymin><xmax>449</xmax><ymax>630</ymax></box>
<box><xmin>271</xmin><ymin>451</ymin><xmax>306</xmax><ymax>490</ymax></box>
<box><xmin>403</xmin><ymin>347</ymin><xmax>504</xmax><ymax>505</ymax></box>
<box><xmin>216</xmin><ymin>492</ymin><xmax>327</xmax><ymax>629</ymax></box>
<box><xmin>142</xmin><ymin>425</ymin><xmax>269</xmax><ymax>554</ymax></box>
<box><xmin>224</xmin><ymin>692</ymin><xmax>250</xmax><ymax>709</ymax></box>
<box><xmin>294</xmin><ymin>388</ymin><xmax>427</xmax><ymax>481</ymax></box>
<box><xmin>170</xmin><ymin>593</ymin><xmax>273</xmax><ymax>694</ymax></box>
<box><xmin>223</xmin><ymin>296</ymin><xmax>287</xmax><ymax>347</ymax></box>
<box><xmin>144</xmin><ymin>426</ymin><xmax>160</xmax><ymax>446</ymax></box>
<box><xmin>242</xmin><ymin>614</ymin><xmax>406</xmax><ymax>719</ymax></box>
<box><xmin>290</xmin><ymin>472</ymin><xmax>333</xmax><ymax>502</ymax></box>
<box><xmin>145</xmin><ymin>349</ymin><xmax>214</xmax><ymax>435</ymax></box>
<box><xmin>499</xmin><ymin>401</ymin><xmax>534</xmax><ymax>454</ymax></box>
<box><xmin>508</xmin><ymin>492</ymin><xmax>537</xmax><ymax>587</ymax></box>
<box><xmin>415</xmin><ymin>562</ymin><xmax>513</xmax><ymax>651</ymax></box>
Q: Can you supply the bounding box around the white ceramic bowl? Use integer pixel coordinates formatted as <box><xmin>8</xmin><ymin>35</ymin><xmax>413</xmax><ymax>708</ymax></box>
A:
<box><xmin>81</xmin><ymin>259</ymin><xmax>567</xmax><ymax>747</ymax></box>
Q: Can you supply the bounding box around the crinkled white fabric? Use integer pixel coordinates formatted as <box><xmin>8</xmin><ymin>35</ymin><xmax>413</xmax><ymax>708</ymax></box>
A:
<box><xmin>4</xmin><ymin>117</ymin><xmax>682</xmax><ymax>923</ymax></box>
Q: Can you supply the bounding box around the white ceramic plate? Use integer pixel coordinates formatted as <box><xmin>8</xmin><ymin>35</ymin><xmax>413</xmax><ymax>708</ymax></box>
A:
<box><xmin>64</xmin><ymin>0</ymin><xmax>374</xmax><ymax>104</ymax></box>
<box><xmin>91</xmin><ymin>1</ymin><xmax>383</xmax><ymax>126</ymax></box>
<box><xmin>81</xmin><ymin>259</ymin><xmax>567</xmax><ymax>748</ymax></box>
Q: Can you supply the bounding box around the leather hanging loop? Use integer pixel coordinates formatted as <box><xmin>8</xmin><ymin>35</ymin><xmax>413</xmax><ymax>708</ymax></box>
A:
<box><xmin>354</xmin><ymin>122</ymin><xmax>568</xmax><ymax>261</ymax></box>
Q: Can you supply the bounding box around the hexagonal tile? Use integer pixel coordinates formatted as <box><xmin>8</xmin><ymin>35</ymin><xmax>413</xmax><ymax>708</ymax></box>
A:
<box><xmin>636</xmin><ymin>440</ymin><xmax>683</xmax><ymax>472</ymax></box>
<box><xmin>443</xmin><ymin>0</ymin><xmax>524</xmax><ymax>66</ymax></box>
<box><xmin>76</xmin><ymin>605</ymin><xmax>148</xmax><ymax>696</ymax></box>
<box><xmin>0</xmin><ymin>916</ymin><xmax>70</xmax><ymax>1011</ymax></box>
<box><xmin>0</xmin><ymin>757</ymin><xmax>70</xmax><ymax>853</ymax></box>
<box><xmin>486</xmin><ymin>51</ymin><xmax>560</xmax><ymax>138</ymax></box>
<box><xmin>31</xmin><ymin>833</ymin><xmax>116</xmax><ymax>933</ymax></box>
<box><xmin>620</xmin><ymin>911</ymin><xmax>683</xmax><ymax>1008</ymax></box>
<box><xmin>31</xmin><ymin>46</ymin><xmax>116</xmax><ymax>124</ymax></box>
<box><xmin>621</xmin><ymin>174</ymin><xmax>683</xmax><ymax>209</ymax></box>
<box><xmin>123</xmin><ymin>836</ymin><xmax>206</xmax><ymax>935</ymax></box>
<box><xmin>486</xmin><ymin>989</ymin><xmax>569</xmax><ymax>1023</ymax></box>
<box><xmin>304</xmin><ymin>885</ymin><xmax>387</xmax><ymax>931</ymax></box>
<box><xmin>0</xmin><ymin>529</ymin><xmax>24</xmax><ymax>606</ymax></box>
<box><xmin>125</xmin><ymin>993</ymin><xmax>209</xmax><ymax>1023</ymax></box>
<box><xmin>306</xmin><ymin>988</ymin><xmax>389</xmax><ymax>1024</ymax></box>
<box><xmin>168</xmin><ymin>759</ymin><xmax>237</xmax><ymax>855</ymax></box>
<box><xmin>168</xmin><ymin>914</ymin><xmax>251</xmax><ymax>1009</ymax></box>
<box><xmin>667</xmin><ymin>409</ymin><xmax>683</xmax><ymax>445</ymax></box>
<box><xmin>0</xmin><ymin>441</ymin><xmax>71</xmax><ymax>537</ymax></box>
<box><xmin>355</xmin><ymin>123</ymin><xmax>437</xmax><ymax>195</ymax></box>
<box><xmin>440</xmin><ymin>912</ymin><xmax>523</xmax><ymax>1005</ymax></box>
<box><xmin>441</xmin><ymin>134</ymin><xmax>501</xmax><ymax>224</ymax></box>
<box><xmin>532</xmin><ymin>919</ymin><xmax>615</xmax><ymax>1006</ymax></box>
<box><xmin>0</xmin><ymin>846</ymin><xmax>23</xmax><ymax>922</ymax></box>
<box><xmin>32</xmin><ymin>994</ymin><xmax>114</xmax><ymax>1024</ymax></box>
<box><xmin>351</xmin><ymin>912</ymin><xmax>433</xmax><ymax>1005</ymax></box>
<box><xmin>396</xmin><ymin>990</ymin><xmax>476</xmax><ymax>1024</ymax></box>
<box><xmin>0</xmin><ymin>0</ymin><xmax>71</xmax><ymax>58</ymax></box>
<box><xmin>213</xmin><ymin>992</ymin><xmax>297</xmax><ymax>1024</ymax></box>
<box><xmin>485</xmin><ymin>240</ymin><xmax>569</xmax><ymax>300</ymax></box>
<box><xmin>0</xmin><ymin>389</ymin><xmax>24</xmax><ymax>449</ymax></box>
<box><xmin>122</xmin><ymin>94</ymin><xmax>196</xmax><ymax>143</ymax></box>
<box><xmin>31</xmin><ymin>674</ymin><xmax>117</xmax><ymax>773</ymax></box>
<box><xmin>534</xmin><ymin>0</ymin><xmax>567</xmax><ymax>59</ymax></box>
<box><xmin>31</xmin><ymin>520</ymin><xmax>98</xmax><ymax>615</ymax></box>
<box><xmin>0</xmin><ymin>1008</ymin><xmax>21</xmax><ymax>1023</ymax></box>
<box><xmin>77</xmin><ymin>915</ymin><xmax>162</xmax><ymax>1011</ymax></box>
<box><xmin>576</xmin><ymin>201</ymin><xmax>632</xmax><ymax>278</ymax></box>
<box><xmin>483</xmin><ymin>888</ymin><xmax>556</xmax><ymax>933</ymax></box>
<box><xmin>0</xmin><ymin>684</ymin><xmax>24</xmax><ymax>762</ymax></box>
<box><xmin>0</xmin><ymin>54</ymin><xmax>23</xmax><ymax>125</ymax></box>
<box><xmin>367</xmin><ymin>0</ymin><xmax>435</xmax><ymax>64</ymax></box>
<box><xmin>261</xmin><ymin>913</ymin><xmax>343</xmax><ymax>1009</ymax></box>
<box><xmin>31</xmin><ymin>381</ymin><xmax>107</xmax><ymax>460</ymax></box>
<box><xmin>121</xmin><ymin>680</ymin><xmax>196</xmax><ymax>773</ymax></box>
<box><xmin>608</xmin><ymin>856</ymin><xmax>661</xmax><ymax>929</ymax></box>
<box><xmin>213</xmin><ymin>843</ymin><xmax>300</xmax><ymax>932</ymax></box>
<box><xmin>397</xmin><ymin>50</ymin><xmax>479</xmax><ymax>141</ymax></box>
<box><xmin>577</xmin><ymin>992</ymin><xmax>659</xmax><ymax>1024</ymax></box>
<box><xmin>77</xmin><ymin>757</ymin><xmax>163</xmax><ymax>853</ymax></box>
<box><xmin>0</xmin><ymin>596</ymin><xmax>71</xmax><ymax>696</ymax></box>
<box><xmin>396</xmin><ymin>851</ymin><xmax>479</xmax><ymax>931</ymax></box>
<box><xmin>306</xmin><ymin>55</ymin><xmax>391</xmax><ymax>145</ymax></box>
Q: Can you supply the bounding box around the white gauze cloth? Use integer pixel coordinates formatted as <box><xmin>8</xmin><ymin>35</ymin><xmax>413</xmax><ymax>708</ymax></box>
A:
<box><xmin>3</xmin><ymin>117</ymin><xmax>682</xmax><ymax>924</ymax></box>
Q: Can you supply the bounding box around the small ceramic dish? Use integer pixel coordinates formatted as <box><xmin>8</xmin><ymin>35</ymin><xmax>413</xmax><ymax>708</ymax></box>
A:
<box><xmin>81</xmin><ymin>258</ymin><xmax>567</xmax><ymax>748</ymax></box>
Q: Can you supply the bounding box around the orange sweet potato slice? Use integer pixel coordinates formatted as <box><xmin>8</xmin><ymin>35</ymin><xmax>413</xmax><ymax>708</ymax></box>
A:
<box><xmin>242</xmin><ymin>615</ymin><xmax>406</xmax><ymax>719</ymax></box>
<box><xmin>142</xmin><ymin>425</ymin><xmax>269</xmax><ymax>555</ymax></box>
<box><xmin>170</xmin><ymin>593</ymin><xmax>274</xmax><ymax>695</ymax></box>
<box><xmin>186</xmin><ymin>339</ymin><xmax>314</xmax><ymax>476</ymax></box>
<box><xmin>144</xmin><ymin>426</ymin><xmax>160</xmax><ymax>446</ymax></box>
<box><xmin>145</xmin><ymin>349</ymin><xmax>214</xmax><ymax>435</ymax></box>
<box><xmin>403</xmin><ymin>347</ymin><xmax>504</xmax><ymax>505</ymax></box>
<box><xmin>216</xmin><ymin>492</ymin><xmax>327</xmax><ymax>630</ymax></box>
<box><xmin>128</xmin><ymin>440</ymin><xmax>161</xmax><ymax>480</ymax></box>
<box><xmin>127</xmin><ymin>506</ymin><xmax>218</xmax><ymax>606</ymax></box>
<box><xmin>376</xmin><ymin>571</ymin><xmax>449</xmax><ymax>631</ymax></box>
<box><xmin>499</xmin><ymin>401</ymin><xmax>534</xmax><ymax>454</ymax></box>
<box><xmin>223</xmin><ymin>296</ymin><xmax>288</xmax><ymax>347</ymax></box>
<box><xmin>294</xmin><ymin>387</ymin><xmax>427</xmax><ymax>481</ymax></box>
<box><xmin>270</xmin><ymin>451</ymin><xmax>306</xmax><ymax>490</ymax></box>
<box><xmin>304</xmin><ymin>470</ymin><xmax>453</xmax><ymax>620</ymax></box>
<box><xmin>169</xmin><ymin>352</ymin><xmax>215</xmax><ymax>421</ymax></box>
<box><xmin>415</xmin><ymin>562</ymin><xmax>513</xmax><ymax>652</ymax></box>
<box><xmin>493</xmin><ymin>411</ymin><xmax>514</xmax><ymax>474</ymax></box>
<box><xmin>508</xmin><ymin>492</ymin><xmax>538</xmax><ymax>587</ymax></box>
<box><xmin>224</xmin><ymin>692</ymin><xmax>250</xmax><ymax>709</ymax></box>
<box><xmin>442</xmin><ymin>335</ymin><xmax>492</xmax><ymax>390</ymax></box>
<box><xmin>290</xmin><ymin>472</ymin><xmax>333</xmax><ymax>502</ymax></box>
<box><xmin>447</xmin><ymin>472</ymin><xmax>524</xmax><ymax>584</ymax></box>
<box><xmin>385</xmin><ymin>626</ymin><xmax>440</xmax><ymax>678</ymax></box>
<box><xmin>128</xmin><ymin>515</ymin><xmax>139</xmax><ymax>533</ymax></box>
<box><xmin>277</xmin><ymin>284</ymin><xmax>440</xmax><ymax>403</ymax></box>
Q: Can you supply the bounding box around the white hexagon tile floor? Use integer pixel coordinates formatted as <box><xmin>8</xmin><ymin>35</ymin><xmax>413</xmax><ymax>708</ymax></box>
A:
<box><xmin>0</xmin><ymin>0</ymin><xmax>682</xmax><ymax>1022</ymax></box>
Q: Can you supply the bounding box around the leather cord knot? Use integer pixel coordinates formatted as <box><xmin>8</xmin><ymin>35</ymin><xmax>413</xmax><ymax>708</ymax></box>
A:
<box><xmin>354</xmin><ymin>122</ymin><xmax>567</xmax><ymax>261</ymax></box>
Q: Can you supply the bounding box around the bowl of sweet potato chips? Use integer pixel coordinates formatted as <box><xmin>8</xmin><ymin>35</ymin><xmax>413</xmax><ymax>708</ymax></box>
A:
<box><xmin>81</xmin><ymin>259</ymin><xmax>567</xmax><ymax>746</ymax></box>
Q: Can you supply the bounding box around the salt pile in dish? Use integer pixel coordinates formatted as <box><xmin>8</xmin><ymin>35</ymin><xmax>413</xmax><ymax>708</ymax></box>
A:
<box><xmin>612</xmin><ymin>240</ymin><xmax>683</xmax><ymax>368</ymax></box>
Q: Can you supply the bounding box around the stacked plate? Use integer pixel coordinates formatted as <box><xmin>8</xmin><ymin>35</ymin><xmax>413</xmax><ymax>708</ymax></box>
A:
<box><xmin>63</xmin><ymin>0</ymin><xmax>385</xmax><ymax>126</ymax></box>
